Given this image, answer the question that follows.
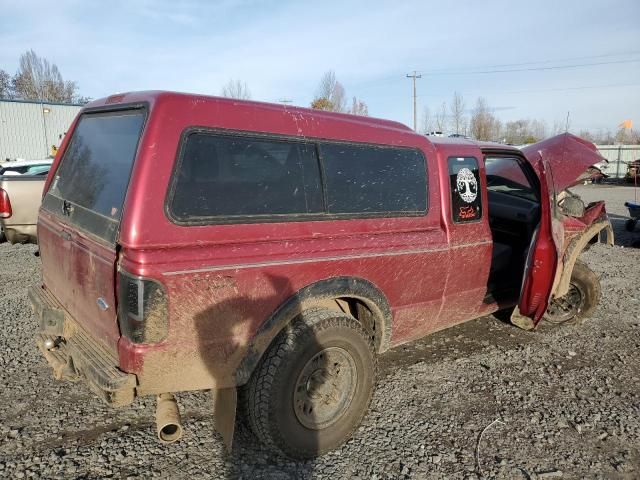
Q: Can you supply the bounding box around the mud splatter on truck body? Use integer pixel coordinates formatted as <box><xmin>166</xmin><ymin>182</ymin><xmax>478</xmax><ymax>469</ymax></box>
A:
<box><xmin>30</xmin><ymin>91</ymin><xmax>612</xmax><ymax>457</ymax></box>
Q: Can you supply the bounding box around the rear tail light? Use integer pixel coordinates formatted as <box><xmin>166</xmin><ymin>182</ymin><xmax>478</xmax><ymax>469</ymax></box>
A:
<box><xmin>0</xmin><ymin>189</ymin><xmax>11</xmax><ymax>219</ymax></box>
<box><xmin>118</xmin><ymin>272</ymin><xmax>168</xmax><ymax>344</ymax></box>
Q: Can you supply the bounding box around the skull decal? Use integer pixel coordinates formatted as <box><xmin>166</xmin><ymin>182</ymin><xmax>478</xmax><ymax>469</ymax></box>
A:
<box><xmin>456</xmin><ymin>168</ymin><xmax>478</xmax><ymax>203</ymax></box>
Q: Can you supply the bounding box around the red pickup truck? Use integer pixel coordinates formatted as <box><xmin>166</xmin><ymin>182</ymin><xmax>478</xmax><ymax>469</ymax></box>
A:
<box><xmin>30</xmin><ymin>91</ymin><xmax>612</xmax><ymax>459</ymax></box>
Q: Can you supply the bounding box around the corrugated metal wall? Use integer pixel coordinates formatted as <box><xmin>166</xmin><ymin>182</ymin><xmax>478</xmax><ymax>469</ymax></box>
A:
<box><xmin>0</xmin><ymin>99</ymin><xmax>81</xmax><ymax>161</ymax></box>
<box><xmin>595</xmin><ymin>145</ymin><xmax>640</xmax><ymax>179</ymax></box>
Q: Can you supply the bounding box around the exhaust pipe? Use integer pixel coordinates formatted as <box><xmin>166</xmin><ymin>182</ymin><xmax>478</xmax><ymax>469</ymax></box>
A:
<box><xmin>156</xmin><ymin>393</ymin><xmax>183</xmax><ymax>443</ymax></box>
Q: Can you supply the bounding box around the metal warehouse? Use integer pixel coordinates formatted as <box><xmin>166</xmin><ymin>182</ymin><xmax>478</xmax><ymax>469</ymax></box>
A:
<box><xmin>0</xmin><ymin>99</ymin><xmax>81</xmax><ymax>161</ymax></box>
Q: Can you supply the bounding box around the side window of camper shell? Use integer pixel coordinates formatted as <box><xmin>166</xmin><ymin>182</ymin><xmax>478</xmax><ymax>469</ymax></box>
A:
<box><xmin>168</xmin><ymin>131</ymin><xmax>427</xmax><ymax>224</ymax></box>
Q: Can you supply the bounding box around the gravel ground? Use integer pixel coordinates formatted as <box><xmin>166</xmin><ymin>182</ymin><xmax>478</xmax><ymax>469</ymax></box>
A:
<box><xmin>0</xmin><ymin>185</ymin><xmax>639</xmax><ymax>479</ymax></box>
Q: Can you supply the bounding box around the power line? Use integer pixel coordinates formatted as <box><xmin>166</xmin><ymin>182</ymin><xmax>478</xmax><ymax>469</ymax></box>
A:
<box><xmin>418</xmin><ymin>58</ymin><xmax>640</xmax><ymax>76</ymax></box>
<box><xmin>358</xmin><ymin>81</ymin><xmax>640</xmax><ymax>102</ymax></box>
<box><xmin>414</xmin><ymin>81</ymin><xmax>640</xmax><ymax>98</ymax></box>
<box><xmin>352</xmin><ymin>52</ymin><xmax>640</xmax><ymax>91</ymax></box>
<box><xmin>480</xmin><ymin>81</ymin><xmax>640</xmax><ymax>96</ymax></box>
<box><xmin>406</xmin><ymin>71</ymin><xmax>422</xmax><ymax>131</ymax></box>
<box><xmin>420</xmin><ymin>51</ymin><xmax>640</xmax><ymax>73</ymax></box>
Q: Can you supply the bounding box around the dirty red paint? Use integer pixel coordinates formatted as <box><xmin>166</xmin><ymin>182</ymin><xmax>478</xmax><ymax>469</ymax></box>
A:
<box><xmin>37</xmin><ymin>92</ymin><xmax>609</xmax><ymax>394</ymax></box>
<box><xmin>521</xmin><ymin>133</ymin><xmax>606</xmax><ymax>192</ymax></box>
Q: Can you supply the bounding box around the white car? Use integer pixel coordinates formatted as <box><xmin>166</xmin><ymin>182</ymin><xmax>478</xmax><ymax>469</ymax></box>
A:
<box><xmin>0</xmin><ymin>159</ymin><xmax>54</xmax><ymax>176</ymax></box>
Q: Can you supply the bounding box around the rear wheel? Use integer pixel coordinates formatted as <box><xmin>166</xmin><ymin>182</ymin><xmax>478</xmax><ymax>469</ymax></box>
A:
<box><xmin>544</xmin><ymin>261</ymin><xmax>600</xmax><ymax>325</ymax></box>
<box><xmin>242</xmin><ymin>308</ymin><xmax>376</xmax><ymax>459</ymax></box>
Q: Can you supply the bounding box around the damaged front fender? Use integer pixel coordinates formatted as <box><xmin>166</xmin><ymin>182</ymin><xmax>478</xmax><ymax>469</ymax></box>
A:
<box><xmin>551</xmin><ymin>219</ymin><xmax>613</xmax><ymax>299</ymax></box>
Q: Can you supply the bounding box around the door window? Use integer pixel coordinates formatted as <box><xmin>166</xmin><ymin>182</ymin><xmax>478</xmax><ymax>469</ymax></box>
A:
<box><xmin>484</xmin><ymin>156</ymin><xmax>537</xmax><ymax>201</ymax></box>
<box><xmin>448</xmin><ymin>156</ymin><xmax>482</xmax><ymax>223</ymax></box>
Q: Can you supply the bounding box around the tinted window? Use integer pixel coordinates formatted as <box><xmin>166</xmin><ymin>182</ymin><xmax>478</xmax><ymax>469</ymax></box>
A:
<box><xmin>0</xmin><ymin>164</ymin><xmax>49</xmax><ymax>175</ymax></box>
<box><xmin>26</xmin><ymin>165</ymin><xmax>51</xmax><ymax>175</ymax></box>
<box><xmin>320</xmin><ymin>143</ymin><xmax>427</xmax><ymax>214</ymax></box>
<box><xmin>485</xmin><ymin>156</ymin><xmax>536</xmax><ymax>201</ymax></box>
<box><xmin>170</xmin><ymin>133</ymin><xmax>322</xmax><ymax>220</ymax></box>
<box><xmin>44</xmin><ymin>109</ymin><xmax>145</xmax><ymax>242</ymax></box>
<box><xmin>0</xmin><ymin>166</ymin><xmax>27</xmax><ymax>174</ymax></box>
<box><xmin>448</xmin><ymin>156</ymin><xmax>482</xmax><ymax>223</ymax></box>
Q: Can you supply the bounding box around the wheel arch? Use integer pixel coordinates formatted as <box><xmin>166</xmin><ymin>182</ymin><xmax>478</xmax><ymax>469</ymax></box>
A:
<box><xmin>235</xmin><ymin>276</ymin><xmax>392</xmax><ymax>385</ymax></box>
<box><xmin>551</xmin><ymin>219</ymin><xmax>613</xmax><ymax>299</ymax></box>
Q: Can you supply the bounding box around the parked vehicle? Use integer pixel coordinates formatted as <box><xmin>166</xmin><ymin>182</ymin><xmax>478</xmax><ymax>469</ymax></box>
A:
<box><xmin>0</xmin><ymin>159</ymin><xmax>53</xmax><ymax>176</ymax></box>
<box><xmin>625</xmin><ymin>159</ymin><xmax>640</xmax><ymax>183</ymax></box>
<box><xmin>30</xmin><ymin>91</ymin><xmax>613</xmax><ymax>459</ymax></box>
<box><xmin>625</xmin><ymin>202</ymin><xmax>639</xmax><ymax>232</ymax></box>
<box><xmin>0</xmin><ymin>174</ymin><xmax>49</xmax><ymax>243</ymax></box>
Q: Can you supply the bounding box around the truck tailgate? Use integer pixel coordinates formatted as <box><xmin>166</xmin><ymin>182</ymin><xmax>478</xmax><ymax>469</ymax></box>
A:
<box><xmin>38</xmin><ymin>210</ymin><xmax>121</xmax><ymax>353</ymax></box>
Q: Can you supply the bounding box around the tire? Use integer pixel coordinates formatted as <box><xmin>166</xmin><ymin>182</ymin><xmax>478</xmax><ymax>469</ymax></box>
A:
<box><xmin>625</xmin><ymin>219</ymin><xmax>637</xmax><ymax>232</ymax></box>
<box><xmin>544</xmin><ymin>260</ymin><xmax>600</xmax><ymax>325</ymax></box>
<box><xmin>242</xmin><ymin>308</ymin><xmax>376</xmax><ymax>459</ymax></box>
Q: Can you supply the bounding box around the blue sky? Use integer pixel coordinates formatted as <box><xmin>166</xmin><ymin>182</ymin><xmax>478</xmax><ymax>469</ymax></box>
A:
<box><xmin>1</xmin><ymin>0</ymin><xmax>639</xmax><ymax>133</ymax></box>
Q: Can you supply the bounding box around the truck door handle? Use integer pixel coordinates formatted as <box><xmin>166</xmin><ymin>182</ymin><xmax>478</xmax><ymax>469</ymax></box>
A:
<box><xmin>62</xmin><ymin>199</ymin><xmax>74</xmax><ymax>216</ymax></box>
<box><xmin>61</xmin><ymin>231</ymin><xmax>71</xmax><ymax>241</ymax></box>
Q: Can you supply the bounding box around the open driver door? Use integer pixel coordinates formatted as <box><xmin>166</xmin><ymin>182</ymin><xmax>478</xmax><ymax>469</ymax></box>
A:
<box><xmin>510</xmin><ymin>154</ymin><xmax>563</xmax><ymax>330</ymax></box>
<box><xmin>510</xmin><ymin>133</ymin><xmax>607</xmax><ymax>330</ymax></box>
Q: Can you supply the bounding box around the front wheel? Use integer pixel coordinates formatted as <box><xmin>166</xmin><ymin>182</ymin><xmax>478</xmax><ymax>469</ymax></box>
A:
<box><xmin>242</xmin><ymin>308</ymin><xmax>376</xmax><ymax>459</ymax></box>
<box><xmin>544</xmin><ymin>261</ymin><xmax>600</xmax><ymax>325</ymax></box>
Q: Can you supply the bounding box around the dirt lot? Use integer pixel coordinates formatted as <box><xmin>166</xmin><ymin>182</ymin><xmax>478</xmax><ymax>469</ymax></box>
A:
<box><xmin>0</xmin><ymin>185</ymin><xmax>639</xmax><ymax>479</ymax></box>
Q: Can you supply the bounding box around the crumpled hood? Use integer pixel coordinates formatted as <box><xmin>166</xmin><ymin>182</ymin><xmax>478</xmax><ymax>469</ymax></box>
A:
<box><xmin>522</xmin><ymin>133</ymin><xmax>606</xmax><ymax>191</ymax></box>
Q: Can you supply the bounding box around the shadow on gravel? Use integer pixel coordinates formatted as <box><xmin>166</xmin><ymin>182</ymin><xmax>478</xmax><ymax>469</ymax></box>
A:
<box><xmin>194</xmin><ymin>273</ymin><xmax>324</xmax><ymax>478</ymax></box>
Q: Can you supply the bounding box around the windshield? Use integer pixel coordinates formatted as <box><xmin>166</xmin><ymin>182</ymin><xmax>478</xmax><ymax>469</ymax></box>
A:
<box><xmin>43</xmin><ymin>109</ymin><xmax>145</xmax><ymax>243</ymax></box>
<box><xmin>484</xmin><ymin>156</ymin><xmax>537</xmax><ymax>202</ymax></box>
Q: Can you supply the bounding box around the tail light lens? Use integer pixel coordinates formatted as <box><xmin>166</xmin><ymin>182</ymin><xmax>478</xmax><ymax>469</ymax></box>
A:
<box><xmin>118</xmin><ymin>272</ymin><xmax>168</xmax><ymax>344</ymax></box>
<box><xmin>0</xmin><ymin>189</ymin><xmax>11</xmax><ymax>219</ymax></box>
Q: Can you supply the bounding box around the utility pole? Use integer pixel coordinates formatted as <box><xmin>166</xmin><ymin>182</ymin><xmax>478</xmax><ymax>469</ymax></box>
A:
<box><xmin>406</xmin><ymin>71</ymin><xmax>422</xmax><ymax>131</ymax></box>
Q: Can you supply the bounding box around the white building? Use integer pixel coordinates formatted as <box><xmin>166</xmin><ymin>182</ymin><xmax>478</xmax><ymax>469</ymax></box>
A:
<box><xmin>0</xmin><ymin>99</ymin><xmax>82</xmax><ymax>161</ymax></box>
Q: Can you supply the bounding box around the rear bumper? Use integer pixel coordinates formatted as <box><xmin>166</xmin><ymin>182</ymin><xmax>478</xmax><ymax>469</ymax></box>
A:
<box><xmin>29</xmin><ymin>285</ymin><xmax>137</xmax><ymax>406</ymax></box>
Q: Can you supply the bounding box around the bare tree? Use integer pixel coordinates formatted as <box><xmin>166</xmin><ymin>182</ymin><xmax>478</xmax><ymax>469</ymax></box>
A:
<box><xmin>312</xmin><ymin>70</ymin><xmax>347</xmax><ymax>113</ymax></box>
<box><xmin>420</xmin><ymin>106</ymin><xmax>434</xmax><ymax>134</ymax></box>
<box><xmin>434</xmin><ymin>102</ymin><xmax>447</xmax><ymax>132</ymax></box>
<box><xmin>331</xmin><ymin>82</ymin><xmax>346</xmax><ymax>113</ymax></box>
<box><xmin>349</xmin><ymin>96</ymin><xmax>369</xmax><ymax>116</ymax></box>
<box><xmin>0</xmin><ymin>69</ymin><xmax>12</xmax><ymax>98</ymax></box>
<box><xmin>470</xmin><ymin>97</ymin><xmax>501</xmax><ymax>141</ymax></box>
<box><xmin>449</xmin><ymin>92</ymin><xmax>466</xmax><ymax>135</ymax></box>
<box><xmin>551</xmin><ymin>119</ymin><xmax>566</xmax><ymax>136</ymax></box>
<box><xmin>530</xmin><ymin>119</ymin><xmax>547</xmax><ymax>141</ymax></box>
<box><xmin>221</xmin><ymin>79</ymin><xmax>251</xmax><ymax>100</ymax></box>
<box><xmin>615</xmin><ymin>127</ymin><xmax>633</xmax><ymax>144</ymax></box>
<box><xmin>316</xmin><ymin>70</ymin><xmax>336</xmax><ymax>99</ymax></box>
<box><xmin>12</xmin><ymin>50</ymin><xmax>77</xmax><ymax>102</ymax></box>
<box><xmin>503</xmin><ymin>119</ymin><xmax>529</xmax><ymax>144</ymax></box>
<box><xmin>578</xmin><ymin>129</ymin><xmax>596</xmax><ymax>143</ymax></box>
